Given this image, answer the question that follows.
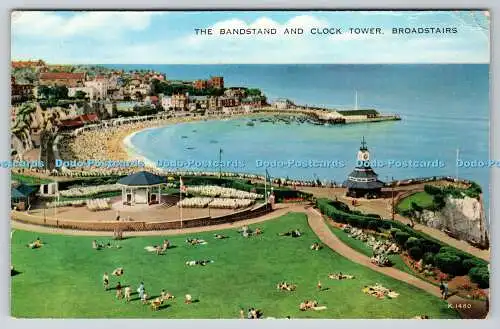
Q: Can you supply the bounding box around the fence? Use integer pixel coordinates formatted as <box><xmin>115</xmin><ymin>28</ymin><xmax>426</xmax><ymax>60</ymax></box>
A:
<box><xmin>11</xmin><ymin>203</ymin><xmax>272</xmax><ymax>232</ymax></box>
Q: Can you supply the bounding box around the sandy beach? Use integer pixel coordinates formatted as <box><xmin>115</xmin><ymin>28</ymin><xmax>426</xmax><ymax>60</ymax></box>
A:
<box><xmin>58</xmin><ymin>109</ymin><xmax>297</xmax><ymax>165</ymax></box>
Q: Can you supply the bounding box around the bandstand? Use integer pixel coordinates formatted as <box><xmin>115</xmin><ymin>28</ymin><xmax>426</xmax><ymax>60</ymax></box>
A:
<box><xmin>117</xmin><ymin>171</ymin><xmax>167</xmax><ymax>206</ymax></box>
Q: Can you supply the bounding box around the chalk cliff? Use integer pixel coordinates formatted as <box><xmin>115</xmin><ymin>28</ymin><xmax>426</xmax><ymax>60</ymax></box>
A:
<box><xmin>417</xmin><ymin>195</ymin><xmax>489</xmax><ymax>249</ymax></box>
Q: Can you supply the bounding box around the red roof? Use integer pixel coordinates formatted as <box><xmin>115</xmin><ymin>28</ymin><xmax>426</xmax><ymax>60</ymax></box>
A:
<box><xmin>79</xmin><ymin>113</ymin><xmax>99</xmax><ymax>122</ymax></box>
<box><xmin>59</xmin><ymin>119</ymin><xmax>84</xmax><ymax>128</ymax></box>
<box><xmin>40</xmin><ymin>72</ymin><xmax>85</xmax><ymax>80</ymax></box>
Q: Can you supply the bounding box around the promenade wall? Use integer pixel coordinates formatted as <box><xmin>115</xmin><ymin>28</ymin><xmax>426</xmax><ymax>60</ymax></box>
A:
<box><xmin>11</xmin><ymin>203</ymin><xmax>272</xmax><ymax>232</ymax></box>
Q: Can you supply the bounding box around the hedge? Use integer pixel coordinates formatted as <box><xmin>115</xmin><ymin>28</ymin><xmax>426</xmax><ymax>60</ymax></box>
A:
<box><xmin>404</xmin><ymin>237</ymin><xmax>421</xmax><ymax>250</ymax></box>
<box><xmin>468</xmin><ymin>266</ymin><xmax>489</xmax><ymax>288</ymax></box>
<box><xmin>315</xmin><ymin>197</ymin><xmax>489</xmax><ymax>285</ymax></box>
<box><xmin>409</xmin><ymin>246</ymin><xmax>424</xmax><ymax>261</ymax></box>
<box><xmin>463</xmin><ymin>258</ymin><xmax>487</xmax><ymax>273</ymax></box>
<box><xmin>394</xmin><ymin>232</ymin><xmax>410</xmax><ymax>246</ymax></box>
<box><xmin>434</xmin><ymin>252</ymin><xmax>463</xmax><ymax>275</ymax></box>
<box><xmin>422</xmin><ymin>252</ymin><xmax>435</xmax><ymax>265</ymax></box>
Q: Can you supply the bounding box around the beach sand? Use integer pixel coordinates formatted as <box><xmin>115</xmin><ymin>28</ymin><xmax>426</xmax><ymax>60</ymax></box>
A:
<box><xmin>59</xmin><ymin>110</ymin><xmax>287</xmax><ymax>165</ymax></box>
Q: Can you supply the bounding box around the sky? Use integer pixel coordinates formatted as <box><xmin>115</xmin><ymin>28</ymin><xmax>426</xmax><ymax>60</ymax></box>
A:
<box><xmin>10</xmin><ymin>11</ymin><xmax>490</xmax><ymax>64</ymax></box>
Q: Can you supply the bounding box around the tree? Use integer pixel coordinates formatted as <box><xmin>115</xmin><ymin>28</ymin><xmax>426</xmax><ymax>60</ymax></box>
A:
<box><xmin>74</xmin><ymin>90</ymin><xmax>87</xmax><ymax>99</ymax></box>
<box><xmin>134</xmin><ymin>91</ymin><xmax>144</xmax><ymax>101</ymax></box>
<box><xmin>37</xmin><ymin>85</ymin><xmax>51</xmax><ymax>99</ymax></box>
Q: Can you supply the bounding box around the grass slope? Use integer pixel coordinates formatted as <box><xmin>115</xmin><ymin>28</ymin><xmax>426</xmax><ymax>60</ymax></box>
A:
<box><xmin>329</xmin><ymin>226</ymin><xmax>413</xmax><ymax>275</ymax></box>
<box><xmin>11</xmin><ymin>213</ymin><xmax>458</xmax><ymax>319</ymax></box>
<box><xmin>396</xmin><ymin>192</ymin><xmax>434</xmax><ymax>212</ymax></box>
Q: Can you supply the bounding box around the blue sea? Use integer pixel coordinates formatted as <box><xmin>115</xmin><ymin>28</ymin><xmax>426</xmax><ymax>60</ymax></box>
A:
<box><xmin>105</xmin><ymin>64</ymin><xmax>490</xmax><ymax>213</ymax></box>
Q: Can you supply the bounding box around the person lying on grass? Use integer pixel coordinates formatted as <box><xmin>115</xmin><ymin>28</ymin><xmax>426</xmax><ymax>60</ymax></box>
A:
<box><xmin>328</xmin><ymin>272</ymin><xmax>354</xmax><ymax>280</ymax></box>
<box><xmin>299</xmin><ymin>300</ymin><xmax>323</xmax><ymax>311</ymax></box>
<box><xmin>160</xmin><ymin>289</ymin><xmax>175</xmax><ymax>301</ymax></box>
<box><xmin>186</xmin><ymin>260</ymin><xmax>214</xmax><ymax>266</ymax></box>
<box><xmin>151</xmin><ymin>297</ymin><xmax>162</xmax><ymax>311</ymax></box>
<box><xmin>27</xmin><ymin>237</ymin><xmax>43</xmax><ymax>249</ymax></box>
<box><xmin>214</xmin><ymin>233</ymin><xmax>228</xmax><ymax>239</ymax></box>
<box><xmin>279</xmin><ymin>229</ymin><xmax>302</xmax><ymax>237</ymax></box>
<box><xmin>112</xmin><ymin>267</ymin><xmax>124</xmax><ymax>276</ymax></box>
<box><xmin>186</xmin><ymin>238</ymin><xmax>207</xmax><ymax>245</ymax></box>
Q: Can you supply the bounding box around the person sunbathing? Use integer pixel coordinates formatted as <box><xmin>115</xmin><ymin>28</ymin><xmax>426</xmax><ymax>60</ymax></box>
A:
<box><xmin>92</xmin><ymin>240</ymin><xmax>100</xmax><ymax>250</ymax></box>
<box><xmin>185</xmin><ymin>294</ymin><xmax>192</xmax><ymax>304</ymax></box>
<box><xmin>310</xmin><ymin>242</ymin><xmax>321</xmax><ymax>250</ymax></box>
<box><xmin>112</xmin><ymin>267</ymin><xmax>124</xmax><ymax>276</ymax></box>
<box><xmin>27</xmin><ymin>238</ymin><xmax>43</xmax><ymax>249</ymax></box>
<box><xmin>151</xmin><ymin>298</ymin><xmax>162</xmax><ymax>311</ymax></box>
<box><xmin>186</xmin><ymin>238</ymin><xmax>206</xmax><ymax>245</ymax></box>
<box><xmin>299</xmin><ymin>302</ymin><xmax>307</xmax><ymax>311</ymax></box>
<box><xmin>254</xmin><ymin>228</ymin><xmax>262</xmax><ymax>235</ymax></box>
<box><xmin>214</xmin><ymin>234</ymin><xmax>228</xmax><ymax>239</ymax></box>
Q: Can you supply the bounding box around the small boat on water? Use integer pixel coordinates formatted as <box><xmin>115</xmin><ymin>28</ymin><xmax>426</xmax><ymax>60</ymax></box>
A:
<box><xmin>186</xmin><ymin>147</ymin><xmax>195</xmax><ymax>150</ymax></box>
<box><xmin>181</xmin><ymin>136</ymin><xmax>188</xmax><ymax>139</ymax></box>
<box><xmin>192</xmin><ymin>130</ymin><xmax>197</xmax><ymax>133</ymax></box>
<box><xmin>246</xmin><ymin>121</ymin><xmax>255</xmax><ymax>126</ymax></box>
<box><xmin>209</xmin><ymin>140</ymin><xmax>218</xmax><ymax>144</ymax></box>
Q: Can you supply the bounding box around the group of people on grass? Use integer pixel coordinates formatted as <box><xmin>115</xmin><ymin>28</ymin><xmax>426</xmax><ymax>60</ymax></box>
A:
<box><xmin>238</xmin><ymin>225</ymin><xmax>262</xmax><ymax>238</ymax></box>
<box><xmin>310</xmin><ymin>242</ymin><xmax>321</xmax><ymax>251</ymax></box>
<box><xmin>277</xmin><ymin>281</ymin><xmax>297</xmax><ymax>291</ymax></box>
<box><xmin>92</xmin><ymin>240</ymin><xmax>121</xmax><ymax>250</ymax></box>
<box><xmin>239</xmin><ymin>308</ymin><xmax>263</xmax><ymax>319</ymax></box>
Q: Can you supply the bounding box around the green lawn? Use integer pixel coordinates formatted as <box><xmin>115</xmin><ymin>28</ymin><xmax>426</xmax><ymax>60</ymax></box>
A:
<box><xmin>11</xmin><ymin>213</ymin><xmax>458</xmax><ymax>319</ymax></box>
<box><xmin>397</xmin><ymin>192</ymin><xmax>434</xmax><ymax>212</ymax></box>
<box><xmin>12</xmin><ymin>173</ymin><xmax>53</xmax><ymax>185</ymax></box>
<box><xmin>328</xmin><ymin>226</ymin><xmax>413</xmax><ymax>275</ymax></box>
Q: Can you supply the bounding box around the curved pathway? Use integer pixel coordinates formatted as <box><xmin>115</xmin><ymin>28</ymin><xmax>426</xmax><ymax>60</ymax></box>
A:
<box><xmin>10</xmin><ymin>203</ymin><xmax>487</xmax><ymax>318</ymax></box>
<box><xmin>303</xmin><ymin>206</ymin><xmax>488</xmax><ymax>319</ymax></box>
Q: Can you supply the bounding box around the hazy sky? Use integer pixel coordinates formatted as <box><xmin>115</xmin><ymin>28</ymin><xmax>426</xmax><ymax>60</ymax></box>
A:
<box><xmin>11</xmin><ymin>11</ymin><xmax>490</xmax><ymax>64</ymax></box>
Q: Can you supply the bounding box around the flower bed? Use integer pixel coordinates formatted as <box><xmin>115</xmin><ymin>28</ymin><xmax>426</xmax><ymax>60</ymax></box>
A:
<box><xmin>59</xmin><ymin>184</ymin><xmax>121</xmax><ymax>197</ymax></box>
<box><xmin>186</xmin><ymin>186</ymin><xmax>262</xmax><ymax>199</ymax></box>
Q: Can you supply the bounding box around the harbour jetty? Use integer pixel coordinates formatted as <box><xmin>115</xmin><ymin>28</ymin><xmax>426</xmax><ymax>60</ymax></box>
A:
<box><xmin>258</xmin><ymin>104</ymin><xmax>401</xmax><ymax>125</ymax></box>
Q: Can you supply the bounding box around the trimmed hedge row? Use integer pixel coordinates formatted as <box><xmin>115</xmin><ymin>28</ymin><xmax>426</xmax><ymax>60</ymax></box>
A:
<box><xmin>316</xmin><ymin>198</ymin><xmax>489</xmax><ymax>288</ymax></box>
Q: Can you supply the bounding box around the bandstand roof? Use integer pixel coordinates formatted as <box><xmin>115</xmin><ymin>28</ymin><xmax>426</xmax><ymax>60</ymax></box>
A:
<box><xmin>117</xmin><ymin>171</ymin><xmax>166</xmax><ymax>187</ymax></box>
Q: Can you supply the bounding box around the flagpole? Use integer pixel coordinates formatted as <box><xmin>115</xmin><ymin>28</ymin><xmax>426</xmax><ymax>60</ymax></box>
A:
<box><xmin>456</xmin><ymin>148</ymin><xmax>459</xmax><ymax>181</ymax></box>
<box><xmin>264</xmin><ymin>169</ymin><xmax>267</xmax><ymax>205</ymax></box>
<box><xmin>180</xmin><ymin>176</ymin><xmax>183</xmax><ymax>229</ymax></box>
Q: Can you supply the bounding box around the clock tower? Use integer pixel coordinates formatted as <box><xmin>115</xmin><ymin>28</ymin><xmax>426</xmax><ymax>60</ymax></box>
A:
<box><xmin>344</xmin><ymin>137</ymin><xmax>385</xmax><ymax>199</ymax></box>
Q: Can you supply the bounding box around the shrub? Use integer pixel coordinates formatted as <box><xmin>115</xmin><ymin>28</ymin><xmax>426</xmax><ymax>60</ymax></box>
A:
<box><xmin>434</xmin><ymin>252</ymin><xmax>463</xmax><ymax>275</ymax></box>
<box><xmin>405</xmin><ymin>237</ymin><xmax>421</xmax><ymax>250</ymax></box>
<box><xmin>346</xmin><ymin>216</ymin><xmax>359</xmax><ymax>227</ymax></box>
<box><xmin>367</xmin><ymin>220</ymin><xmax>380</xmax><ymax>230</ymax></box>
<box><xmin>389</xmin><ymin>228</ymin><xmax>401</xmax><ymax>238</ymax></box>
<box><xmin>468</xmin><ymin>266</ymin><xmax>489</xmax><ymax>288</ymax></box>
<box><xmin>424</xmin><ymin>185</ymin><xmax>442</xmax><ymax>195</ymax></box>
<box><xmin>463</xmin><ymin>258</ymin><xmax>486</xmax><ymax>272</ymax></box>
<box><xmin>381</xmin><ymin>222</ymin><xmax>392</xmax><ymax>230</ymax></box>
<box><xmin>422</xmin><ymin>252</ymin><xmax>435</xmax><ymax>265</ymax></box>
<box><xmin>394</xmin><ymin>231</ymin><xmax>411</xmax><ymax>246</ymax></box>
<box><xmin>408</xmin><ymin>246</ymin><xmax>424</xmax><ymax>261</ymax></box>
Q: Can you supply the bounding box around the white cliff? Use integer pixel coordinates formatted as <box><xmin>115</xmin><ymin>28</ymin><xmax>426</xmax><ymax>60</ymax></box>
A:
<box><xmin>417</xmin><ymin>195</ymin><xmax>488</xmax><ymax>248</ymax></box>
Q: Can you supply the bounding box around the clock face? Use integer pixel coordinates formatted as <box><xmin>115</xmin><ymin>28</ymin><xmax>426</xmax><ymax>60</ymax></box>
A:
<box><xmin>363</xmin><ymin>153</ymin><xmax>369</xmax><ymax>160</ymax></box>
